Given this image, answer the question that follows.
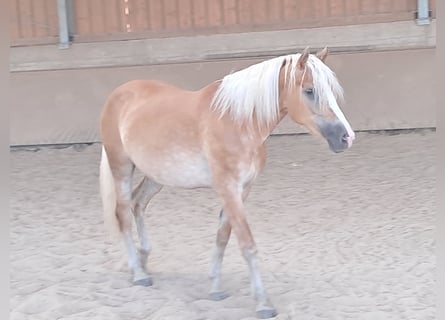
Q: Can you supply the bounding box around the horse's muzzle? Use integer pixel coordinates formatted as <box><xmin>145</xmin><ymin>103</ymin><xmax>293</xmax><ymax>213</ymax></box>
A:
<box><xmin>316</xmin><ymin>118</ymin><xmax>353</xmax><ymax>153</ymax></box>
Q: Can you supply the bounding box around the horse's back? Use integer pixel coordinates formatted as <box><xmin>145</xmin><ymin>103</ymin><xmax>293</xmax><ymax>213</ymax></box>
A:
<box><xmin>100</xmin><ymin>79</ymin><xmax>193</xmax><ymax>138</ymax></box>
<box><xmin>104</xmin><ymin>79</ymin><xmax>186</xmax><ymax>110</ymax></box>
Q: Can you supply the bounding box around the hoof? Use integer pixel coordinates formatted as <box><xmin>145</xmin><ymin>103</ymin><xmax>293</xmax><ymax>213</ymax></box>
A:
<box><xmin>209</xmin><ymin>291</ymin><xmax>230</xmax><ymax>301</ymax></box>
<box><xmin>256</xmin><ymin>307</ymin><xmax>277</xmax><ymax>319</ymax></box>
<box><xmin>133</xmin><ymin>277</ymin><xmax>153</xmax><ymax>287</ymax></box>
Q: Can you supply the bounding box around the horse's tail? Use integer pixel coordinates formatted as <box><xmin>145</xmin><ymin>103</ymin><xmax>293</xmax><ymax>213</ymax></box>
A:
<box><xmin>99</xmin><ymin>146</ymin><xmax>120</xmax><ymax>236</ymax></box>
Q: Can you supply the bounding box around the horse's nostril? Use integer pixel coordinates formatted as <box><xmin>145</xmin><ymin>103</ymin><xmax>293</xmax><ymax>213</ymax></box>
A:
<box><xmin>341</xmin><ymin>134</ymin><xmax>349</xmax><ymax>143</ymax></box>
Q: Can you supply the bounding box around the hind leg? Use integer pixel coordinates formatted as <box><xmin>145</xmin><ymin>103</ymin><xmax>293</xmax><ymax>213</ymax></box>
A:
<box><xmin>209</xmin><ymin>209</ymin><xmax>231</xmax><ymax>301</ymax></box>
<box><xmin>109</xmin><ymin>158</ymin><xmax>152</xmax><ymax>286</ymax></box>
<box><xmin>132</xmin><ymin>176</ymin><xmax>163</xmax><ymax>267</ymax></box>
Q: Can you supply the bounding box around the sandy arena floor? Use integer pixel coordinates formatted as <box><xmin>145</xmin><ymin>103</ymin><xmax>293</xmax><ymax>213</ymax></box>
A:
<box><xmin>10</xmin><ymin>131</ymin><xmax>435</xmax><ymax>320</ymax></box>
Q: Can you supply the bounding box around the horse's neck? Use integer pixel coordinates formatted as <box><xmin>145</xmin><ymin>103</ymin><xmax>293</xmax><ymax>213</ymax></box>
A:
<box><xmin>255</xmin><ymin>109</ymin><xmax>288</xmax><ymax>143</ymax></box>
<box><xmin>200</xmin><ymin>79</ymin><xmax>288</xmax><ymax>142</ymax></box>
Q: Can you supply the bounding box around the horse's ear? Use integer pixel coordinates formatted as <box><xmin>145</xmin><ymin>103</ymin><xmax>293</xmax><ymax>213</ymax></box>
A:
<box><xmin>297</xmin><ymin>46</ymin><xmax>310</xmax><ymax>69</ymax></box>
<box><xmin>316</xmin><ymin>47</ymin><xmax>329</xmax><ymax>63</ymax></box>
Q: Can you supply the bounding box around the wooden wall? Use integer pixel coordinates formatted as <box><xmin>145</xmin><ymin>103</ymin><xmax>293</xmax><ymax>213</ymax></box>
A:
<box><xmin>10</xmin><ymin>0</ymin><xmax>436</xmax><ymax>46</ymax></box>
<box><xmin>10</xmin><ymin>0</ymin><xmax>59</xmax><ymax>45</ymax></box>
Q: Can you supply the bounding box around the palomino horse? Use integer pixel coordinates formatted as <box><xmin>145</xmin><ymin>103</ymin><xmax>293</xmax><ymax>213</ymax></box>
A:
<box><xmin>99</xmin><ymin>47</ymin><xmax>355</xmax><ymax>318</ymax></box>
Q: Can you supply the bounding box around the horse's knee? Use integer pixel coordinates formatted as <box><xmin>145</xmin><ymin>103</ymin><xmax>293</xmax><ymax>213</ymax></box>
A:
<box><xmin>241</xmin><ymin>246</ymin><xmax>258</xmax><ymax>260</ymax></box>
<box><xmin>216</xmin><ymin>225</ymin><xmax>231</xmax><ymax>245</ymax></box>
<box><xmin>115</xmin><ymin>202</ymin><xmax>133</xmax><ymax>231</ymax></box>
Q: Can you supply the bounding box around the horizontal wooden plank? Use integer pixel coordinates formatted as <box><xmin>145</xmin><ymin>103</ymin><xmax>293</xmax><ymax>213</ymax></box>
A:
<box><xmin>10</xmin><ymin>20</ymin><xmax>436</xmax><ymax>72</ymax></box>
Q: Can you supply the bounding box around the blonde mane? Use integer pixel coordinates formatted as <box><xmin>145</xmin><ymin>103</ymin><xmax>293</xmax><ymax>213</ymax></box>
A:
<box><xmin>210</xmin><ymin>53</ymin><xmax>344</xmax><ymax>126</ymax></box>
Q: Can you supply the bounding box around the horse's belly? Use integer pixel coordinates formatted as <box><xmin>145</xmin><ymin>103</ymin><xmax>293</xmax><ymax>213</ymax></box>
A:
<box><xmin>120</xmin><ymin>106</ymin><xmax>212</xmax><ymax>188</ymax></box>
<box><xmin>135</xmin><ymin>151</ymin><xmax>212</xmax><ymax>188</ymax></box>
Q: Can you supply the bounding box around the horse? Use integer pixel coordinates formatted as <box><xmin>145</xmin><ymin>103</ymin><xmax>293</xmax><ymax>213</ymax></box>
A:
<box><xmin>99</xmin><ymin>47</ymin><xmax>355</xmax><ymax>319</ymax></box>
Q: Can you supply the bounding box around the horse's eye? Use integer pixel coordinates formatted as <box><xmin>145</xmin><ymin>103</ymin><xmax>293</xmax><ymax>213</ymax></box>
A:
<box><xmin>304</xmin><ymin>88</ymin><xmax>314</xmax><ymax>97</ymax></box>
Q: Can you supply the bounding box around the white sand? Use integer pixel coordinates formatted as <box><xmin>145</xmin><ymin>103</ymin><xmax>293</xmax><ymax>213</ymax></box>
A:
<box><xmin>10</xmin><ymin>131</ymin><xmax>435</xmax><ymax>320</ymax></box>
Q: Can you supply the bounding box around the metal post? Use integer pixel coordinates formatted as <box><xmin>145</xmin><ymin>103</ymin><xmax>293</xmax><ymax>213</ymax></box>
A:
<box><xmin>66</xmin><ymin>0</ymin><xmax>75</xmax><ymax>36</ymax></box>
<box><xmin>57</xmin><ymin>0</ymin><xmax>71</xmax><ymax>49</ymax></box>
<box><xmin>416</xmin><ymin>0</ymin><xmax>430</xmax><ymax>25</ymax></box>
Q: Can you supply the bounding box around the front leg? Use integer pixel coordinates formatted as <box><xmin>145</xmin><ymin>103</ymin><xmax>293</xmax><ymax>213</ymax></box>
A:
<box><xmin>215</xmin><ymin>184</ymin><xmax>277</xmax><ymax>319</ymax></box>
<box><xmin>209</xmin><ymin>185</ymin><xmax>253</xmax><ymax>300</ymax></box>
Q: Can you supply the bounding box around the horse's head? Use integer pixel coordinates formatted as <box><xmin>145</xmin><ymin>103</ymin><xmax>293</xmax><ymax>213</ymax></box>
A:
<box><xmin>283</xmin><ymin>47</ymin><xmax>355</xmax><ymax>153</ymax></box>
